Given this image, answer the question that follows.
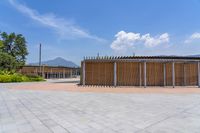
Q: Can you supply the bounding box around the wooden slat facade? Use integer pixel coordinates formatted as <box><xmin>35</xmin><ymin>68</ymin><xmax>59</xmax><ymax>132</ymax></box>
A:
<box><xmin>81</xmin><ymin>58</ymin><xmax>199</xmax><ymax>87</ymax></box>
<box><xmin>117</xmin><ymin>62</ymin><xmax>140</xmax><ymax>86</ymax></box>
<box><xmin>18</xmin><ymin>66</ymin><xmax>80</xmax><ymax>79</ymax></box>
<box><xmin>85</xmin><ymin>62</ymin><xmax>114</xmax><ymax>85</ymax></box>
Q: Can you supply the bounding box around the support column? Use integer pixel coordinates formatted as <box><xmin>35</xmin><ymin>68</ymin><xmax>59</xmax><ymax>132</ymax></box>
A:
<box><xmin>163</xmin><ymin>63</ymin><xmax>166</xmax><ymax>86</ymax></box>
<box><xmin>139</xmin><ymin>63</ymin><xmax>142</xmax><ymax>86</ymax></box>
<box><xmin>70</xmin><ymin>69</ymin><xmax>73</xmax><ymax>78</ymax></box>
<box><xmin>76</xmin><ymin>69</ymin><xmax>78</xmax><ymax>77</ymax></box>
<box><xmin>198</xmin><ymin>62</ymin><xmax>200</xmax><ymax>88</ymax></box>
<box><xmin>144</xmin><ymin>62</ymin><xmax>147</xmax><ymax>88</ymax></box>
<box><xmin>184</xmin><ymin>63</ymin><xmax>186</xmax><ymax>86</ymax></box>
<box><xmin>35</xmin><ymin>68</ymin><xmax>38</xmax><ymax>76</ymax></box>
<box><xmin>50</xmin><ymin>68</ymin><xmax>52</xmax><ymax>79</ymax></box>
<box><xmin>82</xmin><ymin>62</ymin><xmax>85</xmax><ymax>85</ymax></box>
<box><xmin>172</xmin><ymin>62</ymin><xmax>175</xmax><ymax>88</ymax></box>
<box><xmin>114</xmin><ymin>62</ymin><xmax>117</xmax><ymax>87</ymax></box>
<box><xmin>63</xmin><ymin>69</ymin><xmax>65</xmax><ymax>79</ymax></box>
<box><xmin>42</xmin><ymin>65</ymin><xmax>45</xmax><ymax>78</ymax></box>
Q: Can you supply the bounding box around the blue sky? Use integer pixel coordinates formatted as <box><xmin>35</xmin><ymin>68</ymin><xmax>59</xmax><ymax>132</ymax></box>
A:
<box><xmin>1</xmin><ymin>0</ymin><xmax>200</xmax><ymax>65</ymax></box>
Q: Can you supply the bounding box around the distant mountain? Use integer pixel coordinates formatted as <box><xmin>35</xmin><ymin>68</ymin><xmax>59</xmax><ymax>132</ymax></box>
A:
<box><xmin>158</xmin><ymin>54</ymin><xmax>200</xmax><ymax>57</ymax></box>
<box><xmin>29</xmin><ymin>57</ymin><xmax>79</xmax><ymax>68</ymax></box>
<box><xmin>187</xmin><ymin>54</ymin><xmax>200</xmax><ymax>57</ymax></box>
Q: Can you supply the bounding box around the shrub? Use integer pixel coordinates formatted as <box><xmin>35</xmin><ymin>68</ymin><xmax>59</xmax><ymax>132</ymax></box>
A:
<box><xmin>0</xmin><ymin>75</ymin><xmax>12</xmax><ymax>82</ymax></box>
<box><xmin>11</xmin><ymin>73</ymin><xmax>23</xmax><ymax>82</ymax></box>
<box><xmin>25</xmin><ymin>75</ymin><xmax>45</xmax><ymax>82</ymax></box>
<box><xmin>0</xmin><ymin>70</ymin><xmax>45</xmax><ymax>83</ymax></box>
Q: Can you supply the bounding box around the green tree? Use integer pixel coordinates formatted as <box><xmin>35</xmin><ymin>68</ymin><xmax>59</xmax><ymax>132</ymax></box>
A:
<box><xmin>0</xmin><ymin>32</ymin><xmax>28</xmax><ymax>66</ymax></box>
<box><xmin>0</xmin><ymin>52</ymin><xmax>17</xmax><ymax>70</ymax></box>
<box><xmin>0</xmin><ymin>40</ymin><xmax>3</xmax><ymax>52</ymax></box>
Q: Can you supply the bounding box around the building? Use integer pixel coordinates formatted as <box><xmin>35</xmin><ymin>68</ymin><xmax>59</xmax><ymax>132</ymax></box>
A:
<box><xmin>18</xmin><ymin>65</ymin><xmax>80</xmax><ymax>79</ymax></box>
<box><xmin>81</xmin><ymin>56</ymin><xmax>200</xmax><ymax>87</ymax></box>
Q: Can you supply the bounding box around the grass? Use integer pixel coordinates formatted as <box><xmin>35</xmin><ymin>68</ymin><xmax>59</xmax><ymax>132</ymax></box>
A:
<box><xmin>0</xmin><ymin>70</ymin><xmax>45</xmax><ymax>83</ymax></box>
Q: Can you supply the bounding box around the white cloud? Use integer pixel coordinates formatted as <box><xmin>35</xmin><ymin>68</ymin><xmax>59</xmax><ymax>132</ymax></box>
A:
<box><xmin>110</xmin><ymin>31</ymin><xmax>140</xmax><ymax>51</ymax></box>
<box><xmin>8</xmin><ymin>0</ymin><xmax>104</xmax><ymax>41</ymax></box>
<box><xmin>184</xmin><ymin>32</ymin><xmax>200</xmax><ymax>43</ymax></box>
<box><xmin>111</xmin><ymin>31</ymin><xmax>169</xmax><ymax>52</ymax></box>
<box><xmin>141</xmin><ymin>33</ymin><xmax>169</xmax><ymax>47</ymax></box>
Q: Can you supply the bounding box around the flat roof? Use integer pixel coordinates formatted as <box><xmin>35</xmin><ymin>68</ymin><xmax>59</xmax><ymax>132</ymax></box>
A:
<box><xmin>22</xmin><ymin>65</ymin><xmax>80</xmax><ymax>69</ymax></box>
<box><xmin>83</xmin><ymin>56</ymin><xmax>200</xmax><ymax>62</ymax></box>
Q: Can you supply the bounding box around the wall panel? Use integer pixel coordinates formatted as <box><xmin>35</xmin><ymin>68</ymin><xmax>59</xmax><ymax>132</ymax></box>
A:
<box><xmin>82</xmin><ymin>61</ymin><xmax>199</xmax><ymax>87</ymax></box>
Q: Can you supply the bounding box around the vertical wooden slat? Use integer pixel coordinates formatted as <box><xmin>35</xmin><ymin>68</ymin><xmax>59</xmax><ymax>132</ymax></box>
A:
<box><xmin>114</xmin><ymin>62</ymin><xmax>117</xmax><ymax>87</ymax></box>
<box><xmin>184</xmin><ymin>63</ymin><xmax>186</xmax><ymax>86</ymax></box>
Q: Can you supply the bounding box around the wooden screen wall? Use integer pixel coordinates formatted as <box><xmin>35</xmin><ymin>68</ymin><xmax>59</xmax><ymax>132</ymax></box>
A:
<box><xmin>166</xmin><ymin>63</ymin><xmax>172</xmax><ymax>86</ymax></box>
<box><xmin>146</xmin><ymin>63</ymin><xmax>164</xmax><ymax>86</ymax></box>
<box><xmin>85</xmin><ymin>62</ymin><xmax>114</xmax><ymax>85</ymax></box>
<box><xmin>83</xmin><ymin>61</ymin><xmax>199</xmax><ymax>86</ymax></box>
<box><xmin>117</xmin><ymin>62</ymin><xmax>141</xmax><ymax>86</ymax></box>
<box><xmin>175</xmin><ymin>63</ymin><xmax>184</xmax><ymax>86</ymax></box>
<box><xmin>185</xmin><ymin>63</ymin><xmax>198</xmax><ymax>86</ymax></box>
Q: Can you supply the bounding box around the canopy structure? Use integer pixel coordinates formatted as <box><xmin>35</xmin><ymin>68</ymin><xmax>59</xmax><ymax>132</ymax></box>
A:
<box><xmin>81</xmin><ymin>56</ymin><xmax>200</xmax><ymax>87</ymax></box>
<box><xmin>18</xmin><ymin>65</ymin><xmax>80</xmax><ymax>79</ymax></box>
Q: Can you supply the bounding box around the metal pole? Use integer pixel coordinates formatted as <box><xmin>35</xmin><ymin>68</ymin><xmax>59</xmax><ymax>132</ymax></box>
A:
<box><xmin>82</xmin><ymin>62</ymin><xmax>85</xmax><ymax>85</ymax></box>
<box><xmin>114</xmin><ymin>62</ymin><xmax>117</xmax><ymax>87</ymax></box>
<box><xmin>39</xmin><ymin>43</ymin><xmax>42</xmax><ymax>76</ymax></box>
<box><xmin>144</xmin><ymin>62</ymin><xmax>147</xmax><ymax>88</ymax></box>
<box><xmin>172</xmin><ymin>62</ymin><xmax>175</xmax><ymax>88</ymax></box>
<box><xmin>163</xmin><ymin>63</ymin><xmax>166</xmax><ymax>86</ymax></box>
<box><xmin>198</xmin><ymin>62</ymin><xmax>200</xmax><ymax>88</ymax></box>
<box><xmin>139</xmin><ymin>63</ymin><xmax>142</xmax><ymax>86</ymax></box>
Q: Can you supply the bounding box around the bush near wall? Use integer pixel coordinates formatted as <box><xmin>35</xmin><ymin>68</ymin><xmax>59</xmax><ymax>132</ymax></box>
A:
<box><xmin>0</xmin><ymin>71</ymin><xmax>45</xmax><ymax>83</ymax></box>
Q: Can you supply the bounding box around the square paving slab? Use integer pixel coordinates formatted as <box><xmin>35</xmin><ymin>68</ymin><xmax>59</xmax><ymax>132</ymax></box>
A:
<box><xmin>0</xmin><ymin>82</ymin><xmax>200</xmax><ymax>133</ymax></box>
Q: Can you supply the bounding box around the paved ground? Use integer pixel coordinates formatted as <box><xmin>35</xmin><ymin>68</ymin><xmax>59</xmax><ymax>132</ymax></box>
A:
<box><xmin>1</xmin><ymin>80</ymin><xmax>200</xmax><ymax>133</ymax></box>
<box><xmin>9</xmin><ymin>78</ymin><xmax>200</xmax><ymax>94</ymax></box>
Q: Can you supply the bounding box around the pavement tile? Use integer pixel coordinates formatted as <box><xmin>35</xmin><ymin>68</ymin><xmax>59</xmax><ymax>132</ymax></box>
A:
<box><xmin>1</xmin><ymin>82</ymin><xmax>200</xmax><ymax>133</ymax></box>
<box><xmin>50</xmin><ymin>126</ymin><xmax>69</xmax><ymax>133</ymax></box>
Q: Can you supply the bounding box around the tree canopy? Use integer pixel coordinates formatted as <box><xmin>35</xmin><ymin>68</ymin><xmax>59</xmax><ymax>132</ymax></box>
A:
<box><xmin>0</xmin><ymin>52</ymin><xmax>17</xmax><ymax>70</ymax></box>
<box><xmin>0</xmin><ymin>32</ymin><xmax>28</xmax><ymax>70</ymax></box>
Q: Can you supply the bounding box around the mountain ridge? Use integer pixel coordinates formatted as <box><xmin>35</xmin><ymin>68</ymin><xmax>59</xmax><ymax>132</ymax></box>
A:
<box><xmin>29</xmin><ymin>57</ymin><xmax>79</xmax><ymax>68</ymax></box>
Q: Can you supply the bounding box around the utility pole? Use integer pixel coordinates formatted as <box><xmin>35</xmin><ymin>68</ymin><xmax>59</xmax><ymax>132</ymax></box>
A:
<box><xmin>39</xmin><ymin>43</ymin><xmax>42</xmax><ymax>76</ymax></box>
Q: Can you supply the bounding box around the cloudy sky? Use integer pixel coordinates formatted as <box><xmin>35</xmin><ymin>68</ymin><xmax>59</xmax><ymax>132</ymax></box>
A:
<box><xmin>1</xmin><ymin>0</ymin><xmax>200</xmax><ymax>65</ymax></box>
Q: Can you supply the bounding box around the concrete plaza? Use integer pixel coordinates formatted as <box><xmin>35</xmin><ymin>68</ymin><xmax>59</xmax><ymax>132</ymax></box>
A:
<box><xmin>0</xmin><ymin>81</ymin><xmax>200</xmax><ymax>133</ymax></box>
